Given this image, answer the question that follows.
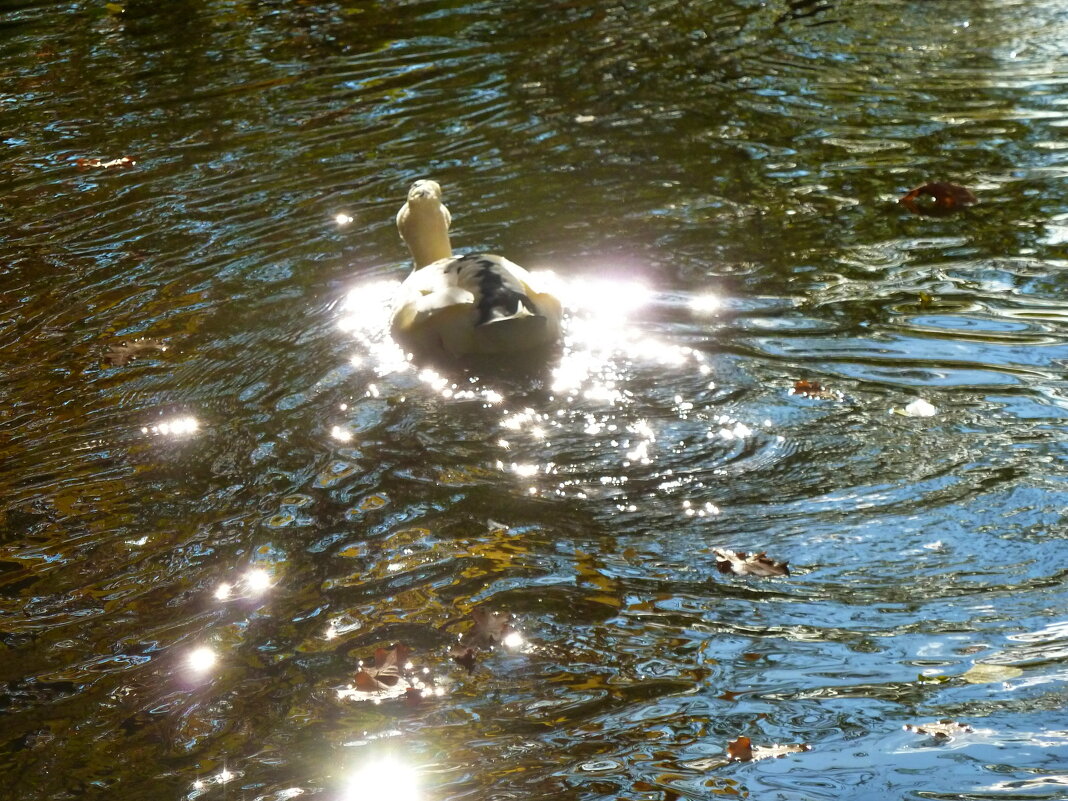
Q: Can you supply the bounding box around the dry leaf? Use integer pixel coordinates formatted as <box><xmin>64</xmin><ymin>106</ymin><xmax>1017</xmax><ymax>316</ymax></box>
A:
<box><xmin>451</xmin><ymin>646</ymin><xmax>478</xmax><ymax>673</ymax></box>
<box><xmin>449</xmin><ymin>607</ymin><xmax>517</xmax><ymax>671</ymax></box>
<box><xmin>961</xmin><ymin>663</ymin><xmax>1023</xmax><ymax>684</ymax></box>
<box><xmin>76</xmin><ymin>156</ymin><xmax>136</xmax><ymax>171</ymax></box>
<box><xmin>104</xmin><ymin>338</ymin><xmax>167</xmax><ymax>367</ymax></box>
<box><xmin>790</xmin><ymin>380</ymin><xmax>844</xmax><ymax>401</ymax></box>
<box><xmin>353</xmin><ymin>644</ymin><xmax>410</xmax><ymax>693</ymax></box>
<box><xmin>714</xmin><ymin>548</ymin><xmax>790</xmax><ymax>577</ymax></box>
<box><xmin>726</xmin><ymin>736</ymin><xmax>753</xmax><ymax>762</ymax></box>
<box><xmin>461</xmin><ymin>607</ymin><xmax>516</xmax><ymax>649</ymax></box>
<box><xmin>899</xmin><ymin>182</ymin><xmax>977</xmax><ymax>216</ymax></box>
<box><xmin>726</xmin><ymin>736</ymin><xmax>810</xmax><ymax>762</ymax></box>
<box><xmin>904</xmin><ymin>719</ymin><xmax>973</xmax><ymax>739</ymax></box>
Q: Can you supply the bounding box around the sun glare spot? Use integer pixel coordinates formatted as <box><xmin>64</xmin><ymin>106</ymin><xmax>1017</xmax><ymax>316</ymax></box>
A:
<box><xmin>335</xmin><ymin>212</ymin><xmax>354</xmax><ymax>226</ymax></box>
<box><xmin>142</xmin><ymin>415</ymin><xmax>199</xmax><ymax>437</ymax></box>
<box><xmin>690</xmin><ymin>292</ymin><xmax>722</xmax><ymax>314</ymax></box>
<box><xmin>187</xmin><ymin>646</ymin><xmax>217</xmax><ymax>674</ymax></box>
<box><xmin>336</xmin><ymin>281</ymin><xmax>411</xmax><ymax>374</ymax></box>
<box><xmin>342</xmin><ymin>756</ymin><xmax>421</xmax><ymax>801</ymax></box>
<box><xmin>331</xmin><ymin>425</ymin><xmax>353</xmax><ymax>442</ymax></box>
<box><xmin>214</xmin><ymin>582</ymin><xmax>232</xmax><ymax>601</ymax></box>
<box><xmin>245</xmin><ymin>568</ymin><xmax>272</xmax><ymax>594</ymax></box>
<box><xmin>503</xmin><ymin>631</ymin><xmax>525</xmax><ymax>649</ymax></box>
<box><xmin>560</xmin><ymin>276</ymin><xmax>649</xmax><ymax>319</ymax></box>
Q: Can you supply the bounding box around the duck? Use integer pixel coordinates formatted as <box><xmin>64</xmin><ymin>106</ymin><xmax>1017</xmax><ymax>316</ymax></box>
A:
<box><xmin>390</xmin><ymin>179</ymin><xmax>563</xmax><ymax>363</ymax></box>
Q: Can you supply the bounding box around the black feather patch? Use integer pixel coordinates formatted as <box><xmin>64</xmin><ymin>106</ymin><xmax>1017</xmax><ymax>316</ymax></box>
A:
<box><xmin>450</xmin><ymin>254</ymin><xmax>537</xmax><ymax>326</ymax></box>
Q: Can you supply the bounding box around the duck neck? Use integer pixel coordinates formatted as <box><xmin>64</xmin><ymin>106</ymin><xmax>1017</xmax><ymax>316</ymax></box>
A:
<box><xmin>402</xmin><ymin>203</ymin><xmax>453</xmax><ymax>269</ymax></box>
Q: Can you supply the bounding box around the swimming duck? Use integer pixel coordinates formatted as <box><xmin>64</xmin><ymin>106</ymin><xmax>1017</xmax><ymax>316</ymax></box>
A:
<box><xmin>391</xmin><ymin>179</ymin><xmax>562</xmax><ymax>362</ymax></box>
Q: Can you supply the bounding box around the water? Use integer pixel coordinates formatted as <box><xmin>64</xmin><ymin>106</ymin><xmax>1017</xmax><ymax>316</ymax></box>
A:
<box><xmin>2</xmin><ymin>1</ymin><xmax>1068</xmax><ymax>799</ymax></box>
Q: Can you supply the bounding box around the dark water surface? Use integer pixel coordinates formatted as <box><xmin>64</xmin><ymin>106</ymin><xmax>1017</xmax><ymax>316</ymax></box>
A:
<box><xmin>3</xmin><ymin>1</ymin><xmax>1068</xmax><ymax>799</ymax></box>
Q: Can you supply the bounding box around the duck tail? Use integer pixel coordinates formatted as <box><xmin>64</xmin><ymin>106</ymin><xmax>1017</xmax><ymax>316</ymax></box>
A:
<box><xmin>474</xmin><ymin>313</ymin><xmax>548</xmax><ymax>352</ymax></box>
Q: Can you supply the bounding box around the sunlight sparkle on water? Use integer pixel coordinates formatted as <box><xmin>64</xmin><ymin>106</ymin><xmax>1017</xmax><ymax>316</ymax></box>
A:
<box><xmin>187</xmin><ymin>646</ymin><xmax>217</xmax><ymax>674</ymax></box>
<box><xmin>557</xmin><ymin>275</ymin><xmax>649</xmax><ymax>320</ymax></box>
<box><xmin>214</xmin><ymin>582</ymin><xmax>232</xmax><ymax>600</ymax></box>
<box><xmin>335</xmin><ymin>212</ymin><xmax>354</xmax><ymax>226</ymax></box>
<box><xmin>142</xmin><ymin>415</ymin><xmax>199</xmax><ymax>437</ymax></box>
<box><xmin>689</xmin><ymin>292</ymin><xmax>722</xmax><ymax>315</ymax></box>
<box><xmin>245</xmin><ymin>568</ymin><xmax>272</xmax><ymax>594</ymax></box>
<box><xmin>502</xmin><ymin>409</ymin><xmax>532</xmax><ymax>430</ymax></box>
<box><xmin>336</xmin><ymin>281</ymin><xmax>409</xmax><ymax>373</ymax></box>
<box><xmin>343</xmin><ymin>756</ymin><xmax>420</xmax><ymax>801</ymax></box>
<box><xmin>548</xmin><ymin>273</ymin><xmax>697</xmax><ymax>400</ymax></box>
<box><xmin>503</xmin><ymin>630</ymin><xmax>525</xmax><ymax>649</ymax></box>
<box><xmin>330</xmin><ymin>425</ymin><xmax>353</xmax><ymax>442</ymax></box>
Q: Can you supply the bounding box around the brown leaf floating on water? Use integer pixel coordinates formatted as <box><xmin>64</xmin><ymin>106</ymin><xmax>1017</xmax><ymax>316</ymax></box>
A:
<box><xmin>462</xmin><ymin>606</ymin><xmax>516</xmax><ymax>649</ymax></box>
<box><xmin>714</xmin><ymin>548</ymin><xmax>790</xmax><ymax>577</ymax></box>
<box><xmin>450</xmin><ymin>606</ymin><xmax>518</xmax><ymax>671</ymax></box>
<box><xmin>451</xmin><ymin>646</ymin><xmax>478</xmax><ymax>673</ymax></box>
<box><xmin>904</xmin><ymin>719</ymin><xmax>973</xmax><ymax>740</ymax></box>
<box><xmin>726</xmin><ymin>735</ymin><xmax>754</xmax><ymax>762</ymax></box>
<box><xmin>104</xmin><ymin>338</ymin><xmax>168</xmax><ymax>367</ymax></box>
<box><xmin>899</xmin><ymin>182</ymin><xmax>977</xmax><ymax>216</ymax></box>
<box><xmin>727</xmin><ymin>735</ymin><xmax>811</xmax><ymax>762</ymax></box>
<box><xmin>790</xmin><ymin>379</ymin><xmax>844</xmax><ymax>402</ymax></box>
<box><xmin>76</xmin><ymin>156</ymin><xmax>137</xmax><ymax>170</ymax></box>
<box><xmin>353</xmin><ymin>644</ymin><xmax>410</xmax><ymax>693</ymax></box>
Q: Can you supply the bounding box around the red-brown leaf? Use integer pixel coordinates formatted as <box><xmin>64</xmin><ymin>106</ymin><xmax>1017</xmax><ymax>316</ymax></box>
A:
<box><xmin>899</xmin><ymin>182</ymin><xmax>977</xmax><ymax>216</ymax></box>
<box><xmin>726</xmin><ymin>736</ymin><xmax>753</xmax><ymax>762</ymax></box>
<box><xmin>727</xmin><ymin>735</ymin><xmax>810</xmax><ymax>762</ymax></box>
<box><xmin>353</xmin><ymin>669</ymin><xmax>383</xmax><ymax>692</ymax></box>
<box><xmin>353</xmin><ymin>644</ymin><xmax>410</xmax><ymax>692</ymax></box>
<box><xmin>451</xmin><ymin>646</ymin><xmax>478</xmax><ymax>673</ymax></box>
<box><xmin>791</xmin><ymin>380</ymin><xmax>844</xmax><ymax>402</ymax></box>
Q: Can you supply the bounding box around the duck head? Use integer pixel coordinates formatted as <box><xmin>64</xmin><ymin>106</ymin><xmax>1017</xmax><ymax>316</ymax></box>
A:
<box><xmin>396</xmin><ymin>179</ymin><xmax>453</xmax><ymax>269</ymax></box>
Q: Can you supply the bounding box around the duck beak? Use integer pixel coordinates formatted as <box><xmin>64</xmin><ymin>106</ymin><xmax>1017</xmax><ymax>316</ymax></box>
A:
<box><xmin>408</xmin><ymin>180</ymin><xmax>441</xmax><ymax>202</ymax></box>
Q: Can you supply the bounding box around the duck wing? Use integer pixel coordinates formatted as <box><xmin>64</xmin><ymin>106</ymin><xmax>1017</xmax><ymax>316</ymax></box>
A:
<box><xmin>442</xmin><ymin>254</ymin><xmax>543</xmax><ymax>325</ymax></box>
<box><xmin>392</xmin><ymin>253</ymin><xmax>560</xmax><ymax>359</ymax></box>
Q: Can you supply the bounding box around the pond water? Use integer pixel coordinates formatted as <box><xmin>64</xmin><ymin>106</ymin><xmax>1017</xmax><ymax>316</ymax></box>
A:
<box><xmin>2</xmin><ymin>1</ymin><xmax>1068</xmax><ymax>799</ymax></box>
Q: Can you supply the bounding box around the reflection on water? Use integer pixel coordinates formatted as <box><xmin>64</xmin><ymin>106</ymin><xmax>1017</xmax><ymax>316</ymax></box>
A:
<box><xmin>342</xmin><ymin>755</ymin><xmax>421</xmax><ymax>801</ymax></box>
<box><xmin>141</xmin><ymin>415</ymin><xmax>200</xmax><ymax>437</ymax></box>
<box><xmin>186</xmin><ymin>646</ymin><xmax>217</xmax><ymax>676</ymax></box>
<box><xmin>3</xmin><ymin>1</ymin><xmax>1068</xmax><ymax>800</ymax></box>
